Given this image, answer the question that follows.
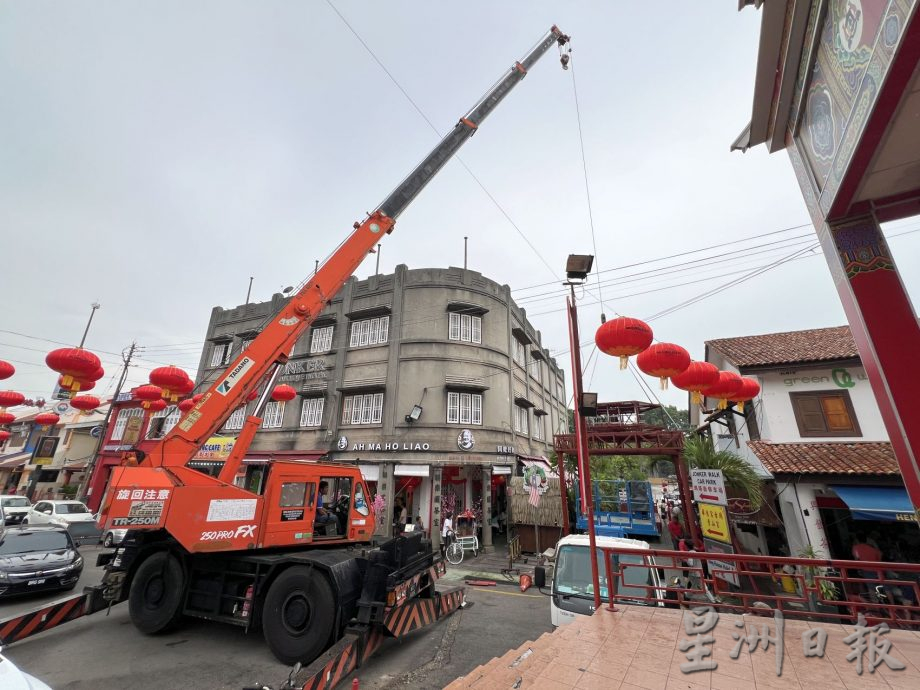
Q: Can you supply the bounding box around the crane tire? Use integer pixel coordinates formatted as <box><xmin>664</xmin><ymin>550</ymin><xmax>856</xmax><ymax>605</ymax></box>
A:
<box><xmin>128</xmin><ymin>551</ymin><xmax>185</xmax><ymax>634</ymax></box>
<box><xmin>262</xmin><ymin>567</ymin><xmax>335</xmax><ymax>665</ymax></box>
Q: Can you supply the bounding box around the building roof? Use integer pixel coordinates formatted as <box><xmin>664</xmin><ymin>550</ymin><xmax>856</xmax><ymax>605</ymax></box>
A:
<box><xmin>748</xmin><ymin>441</ymin><xmax>898</xmax><ymax>476</ymax></box>
<box><xmin>708</xmin><ymin>326</ymin><xmax>857</xmax><ymax>368</ymax></box>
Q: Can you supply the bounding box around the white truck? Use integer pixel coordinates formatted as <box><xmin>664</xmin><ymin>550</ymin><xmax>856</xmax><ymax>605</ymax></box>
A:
<box><xmin>535</xmin><ymin>534</ymin><xmax>666</xmax><ymax>625</ymax></box>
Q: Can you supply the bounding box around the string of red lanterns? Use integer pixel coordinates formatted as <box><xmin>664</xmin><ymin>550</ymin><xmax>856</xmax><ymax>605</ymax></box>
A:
<box><xmin>0</xmin><ymin>360</ymin><xmax>14</xmax><ymax>381</ymax></box>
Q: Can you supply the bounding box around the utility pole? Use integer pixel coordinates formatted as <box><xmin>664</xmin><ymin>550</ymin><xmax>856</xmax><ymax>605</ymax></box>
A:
<box><xmin>245</xmin><ymin>277</ymin><xmax>254</xmax><ymax>305</ymax></box>
<box><xmin>463</xmin><ymin>236</ymin><xmax>468</xmax><ymax>270</ymax></box>
<box><xmin>375</xmin><ymin>244</ymin><xmax>381</xmax><ymax>275</ymax></box>
<box><xmin>79</xmin><ymin>302</ymin><xmax>101</xmax><ymax>348</ymax></box>
<box><xmin>78</xmin><ymin>342</ymin><xmax>137</xmax><ymax>504</ymax></box>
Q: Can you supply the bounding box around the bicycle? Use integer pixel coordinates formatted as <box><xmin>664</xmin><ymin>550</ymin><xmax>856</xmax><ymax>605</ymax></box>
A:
<box><xmin>444</xmin><ymin>529</ymin><xmax>464</xmax><ymax>565</ymax></box>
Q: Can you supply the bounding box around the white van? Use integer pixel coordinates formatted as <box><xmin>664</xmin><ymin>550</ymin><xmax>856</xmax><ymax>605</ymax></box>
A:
<box><xmin>536</xmin><ymin>534</ymin><xmax>665</xmax><ymax>626</ymax></box>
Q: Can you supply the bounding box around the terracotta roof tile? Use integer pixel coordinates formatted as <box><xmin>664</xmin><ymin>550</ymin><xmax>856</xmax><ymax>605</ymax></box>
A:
<box><xmin>748</xmin><ymin>441</ymin><xmax>898</xmax><ymax>476</ymax></box>
<box><xmin>708</xmin><ymin>325</ymin><xmax>857</xmax><ymax>368</ymax></box>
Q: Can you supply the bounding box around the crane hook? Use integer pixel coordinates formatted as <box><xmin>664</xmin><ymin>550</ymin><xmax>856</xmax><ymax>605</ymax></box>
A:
<box><xmin>560</xmin><ymin>53</ymin><xmax>570</xmax><ymax>70</ymax></box>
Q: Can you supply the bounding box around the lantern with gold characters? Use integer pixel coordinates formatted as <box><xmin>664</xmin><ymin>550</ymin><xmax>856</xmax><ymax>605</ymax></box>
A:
<box><xmin>670</xmin><ymin>361</ymin><xmax>720</xmax><ymax>405</ymax></box>
<box><xmin>636</xmin><ymin>342</ymin><xmax>690</xmax><ymax>389</ymax></box>
<box><xmin>595</xmin><ymin>317</ymin><xmax>654</xmax><ymax>369</ymax></box>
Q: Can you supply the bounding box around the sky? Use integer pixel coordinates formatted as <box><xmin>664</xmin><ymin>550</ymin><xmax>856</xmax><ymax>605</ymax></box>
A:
<box><xmin>2</xmin><ymin>1</ymin><xmax>919</xmax><ymax>412</ymax></box>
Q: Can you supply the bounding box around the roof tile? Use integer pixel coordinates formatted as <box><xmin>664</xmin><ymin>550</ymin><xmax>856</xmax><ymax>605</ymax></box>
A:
<box><xmin>748</xmin><ymin>440</ymin><xmax>898</xmax><ymax>476</ymax></box>
<box><xmin>708</xmin><ymin>325</ymin><xmax>857</xmax><ymax>368</ymax></box>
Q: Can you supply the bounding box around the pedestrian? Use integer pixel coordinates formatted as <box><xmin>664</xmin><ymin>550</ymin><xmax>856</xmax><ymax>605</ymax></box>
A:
<box><xmin>440</xmin><ymin>512</ymin><xmax>454</xmax><ymax>559</ymax></box>
<box><xmin>668</xmin><ymin>515</ymin><xmax>684</xmax><ymax>544</ymax></box>
<box><xmin>393</xmin><ymin>497</ymin><xmax>407</xmax><ymax>536</ymax></box>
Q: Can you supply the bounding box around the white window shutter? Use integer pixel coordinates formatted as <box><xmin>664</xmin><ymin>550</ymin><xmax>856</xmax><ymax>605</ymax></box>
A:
<box><xmin>460</xmin><ymin>393</ymin><xmax>471</xmax><ymax>424</ymax></box>
<box><xmin>447</xmin><ymin>392</ymin><xmax>459</xmax><ymax>423</ymax></box>
<box><xmin>379</xmin><ymin>316</ymin><xmax>389</xmax><ymax>343</ymax></box>
<box><xmin>471</xmin><ymin>316</ymin><xmax>481</xmax><ymax>344</ymax></box>
<box><xmin>369</xmin><ymin>318</ymin><xmax>380</xmax><ymax>345</ymax></box>
<box><xmin>472</xmin><ymin>394</ymin><xmax>482</xmax><ymax>425</ymax></box>
<box><xmin>342</xmin><ymin>396</ymin><xmax>353</xmax><ymax>425</ymax></box>
<box><xmin>349</xmin><ymin>323</ymin><xmax>359</xmax><ymax>348</ymax></box>
<box><xmin>449</xmin><ymin>313</ymin><xmax>460</xmax><ymax>340</ymax></box>
<box><xmin>460</xmin><ymin>314</ymin><xmax>471</xmax><ymax>342</ymax></box>
<box><xmin>314</xmin><ymin>398</ymin><xmax>324</xmax><ymax>426</ymax></box>
<box><xmin>372</xmin><ymin>393</ymin><xmax>383</xmax><ymax>423</ymax></box>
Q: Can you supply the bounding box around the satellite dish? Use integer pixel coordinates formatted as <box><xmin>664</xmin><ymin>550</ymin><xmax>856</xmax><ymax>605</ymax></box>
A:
<box><xmin>282</xmin><ymin>286</ymin><xmax>294</xmax><ymax>295</ymax></box>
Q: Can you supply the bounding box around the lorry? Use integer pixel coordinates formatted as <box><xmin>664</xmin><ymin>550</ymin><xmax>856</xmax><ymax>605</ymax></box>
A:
<box><xmin>0</xmin><ymin>25</ymin><xmax>572</xmax><ymax>688</ymax></box>
<box><xmin>534</xmin><ymin>534</ymin><xmax>665</xmax><ymax>626</ymax></box>
<box><xmin>575</xmin><ymin>479</ymin><xmax>661</xmax><ymax>538</ymax></box>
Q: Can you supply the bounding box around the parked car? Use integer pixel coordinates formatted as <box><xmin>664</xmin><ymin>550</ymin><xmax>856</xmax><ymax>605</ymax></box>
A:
<box><xmin>0</xmin><ymin>496</ymin><xmax>31</xmax><ymax>525</ymax></box>
<box><xmin>102</xmin><ymin>527</ymin><xmax>128</xmax><ymax>548</ymax></box>
<box><xmin>0</xmin><ymin>525</ymin><xmax>84</xmax><ymax>598</ymax></box>
<box><xmin>0</xmin><ymin>646</ymin><xmax>52</xmax><ymax>689</ymax></box>
<box><xmin>23</xmin><ymin>500</ymin><xmax>94</xmax><ymax>526</ymax></box>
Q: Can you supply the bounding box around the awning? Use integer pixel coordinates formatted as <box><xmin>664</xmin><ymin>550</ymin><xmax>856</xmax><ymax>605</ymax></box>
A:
<box><xmin>0</xmin><ymin>452</ymin><xmax>31</xmax><ymax>470</ymax></box>
<box><xmin>395</xmin><ymin>464</ymin><xmax>429</xmax><ymax>477</ymax></box>
<box><xmin>358</xmin><ymin>463</ymin><xmax>379</xmax><ymax>482</ymax></box>
<box><xmin>831</xmin><ymin>485</ymin><xmax>916</xmax><ymax>522</ymax></box>
<box><xmin>492</xmin><ymin>465</ymin><xmax>512</xmax><ymax>475</ymax></box>
<box><xmin>517</xmin><ymin>454</ymin><xmax>557</xmax><ymax>478</ymax></box>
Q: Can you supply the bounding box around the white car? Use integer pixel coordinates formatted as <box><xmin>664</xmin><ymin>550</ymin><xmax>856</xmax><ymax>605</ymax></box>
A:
<box><xmin>0</xmin><ymin>647</ymin><xmax>52</xmax><ymax>689</ymax></box>
<box><xmin>23</xmin><ymin>500</ymin><xmax>95</xmax><ymax>527</ymax></box>
<box><xmin>0</xmin><ymin>496</ymin><xmax>32</xmax><ymax>525</ymax></box>
<box><xmin>102</xmin><ymin>528</ymin><xmax>128</xmax><ymax>548</ymax></box>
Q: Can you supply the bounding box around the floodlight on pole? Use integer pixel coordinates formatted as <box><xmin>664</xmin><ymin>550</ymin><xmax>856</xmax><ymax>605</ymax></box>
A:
<box><xmin>565</xmin><ymin>254</ymin><xmax>594</xmax><ymax>282</ymax></box>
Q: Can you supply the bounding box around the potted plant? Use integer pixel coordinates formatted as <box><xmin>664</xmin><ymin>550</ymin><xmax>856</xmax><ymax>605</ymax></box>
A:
<box><xmin>798</xmin><ymin>545</ymin><xmax>841</xmax><ymax>615</ymax></box>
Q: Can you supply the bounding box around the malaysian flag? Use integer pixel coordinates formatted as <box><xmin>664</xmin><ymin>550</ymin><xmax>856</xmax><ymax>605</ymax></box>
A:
<box><xmin>528</xmin><ymin>475</ymin><xmax>541</xmax><ymax>508</ymax></box>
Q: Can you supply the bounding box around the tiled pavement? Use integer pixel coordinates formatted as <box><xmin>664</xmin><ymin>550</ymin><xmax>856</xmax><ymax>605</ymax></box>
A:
<box><xmin>445</xmin><ymin>604</ymin><xmax>920</xmax><ymax>689</ymax></box>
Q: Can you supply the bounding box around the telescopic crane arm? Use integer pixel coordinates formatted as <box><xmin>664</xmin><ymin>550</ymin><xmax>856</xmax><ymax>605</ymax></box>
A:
<box><xmin>148</xmin><ymin>25</ymin><xmax>570</xmax><ymax>474</ymax></box>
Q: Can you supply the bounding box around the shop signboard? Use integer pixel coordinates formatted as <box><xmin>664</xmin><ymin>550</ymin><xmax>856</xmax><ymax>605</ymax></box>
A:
<box><xmin>194</xmin><ymin>436</ymin><xmax>237</xmax><ymax>460</ymax></box>
<box><xmin>123</xmin><ymin>416</ymin><xmax>143</xmax><ymax>445</ymax></box>
<box><xmin>703</xmin><ymin>538</ymin><xmax>739</xmax><ymax>587</ymax></box>
<box><xmin>699</xmin><ymin>503</ymin><xmax>731</xmax><ymax>543</ymax></box>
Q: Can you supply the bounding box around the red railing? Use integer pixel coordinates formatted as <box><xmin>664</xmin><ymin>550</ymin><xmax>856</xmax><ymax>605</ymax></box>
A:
<box><xmin>598</xmin><ymin>546</ymin><xmax>920</xmax><ymax>629</ymax></box>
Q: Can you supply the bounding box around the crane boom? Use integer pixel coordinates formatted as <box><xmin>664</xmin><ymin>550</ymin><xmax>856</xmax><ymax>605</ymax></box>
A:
<box><xmin>144</xmin><ymin>25</ymin><xmax>570</xmax><ymax>473</ymax></box>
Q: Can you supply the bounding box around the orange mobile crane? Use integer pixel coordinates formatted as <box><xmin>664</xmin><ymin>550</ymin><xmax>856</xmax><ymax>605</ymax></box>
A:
<box><xmin>0</xmin><ymin>25</ymin><xmax>570</xmax><ymax>685</ymax></box>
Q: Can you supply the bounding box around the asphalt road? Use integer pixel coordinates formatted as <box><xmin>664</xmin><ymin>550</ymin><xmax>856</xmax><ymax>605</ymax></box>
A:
<box><xmin>3</xmin><ymin>579</ymin><xmax>553</xmax><ymax>690</ymax></box>
<box><xmin>0</xmin><ymin>544</ymin><xmax>107</xmax><ymax>618</ymax></box>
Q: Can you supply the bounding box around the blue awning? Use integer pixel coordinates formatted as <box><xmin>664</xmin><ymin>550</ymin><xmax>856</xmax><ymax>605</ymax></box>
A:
<box><xmin>831</xmin><ymin>485</ymin><xmax>916</xmax><ymax>522</ymax></box>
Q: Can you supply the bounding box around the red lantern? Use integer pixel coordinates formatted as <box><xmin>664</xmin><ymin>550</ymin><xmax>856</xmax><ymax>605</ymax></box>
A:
<box><xmin>135</xmin><ymin>384</ymin><xmax>163</xmax><ymax>409</ymax></box>
<box><xmin>35</xmin><ymin>412</ymin><xmax>60</xmax><ymax>427</ymax></box>
<box><xmin>86</xmin><ymin>366</ymin><xmax>105</xmax><ymax>382</ymax></box>
<box><xmin>0</xmin><ymin>391</ymin><xmax>25</xmax><ymax>409</ymax></box>
<box><xmin>271</xmin><ymin>385</ymin><xmax>297</xmax><ymax>402</ymax></box>
<box><xmin>732</xmin><ymin>377</ymin><xmax>761</xmax><ymax>412</ymax></box>
<box><xmin>636</xmin><ymin>343</ymin><xmax>691</xmax><ymax>389</ymax></box>
<box><xmin>595</xmin><ymin>317</ymin><xmax>654</xmax><ymax>369</ymax></box>
<box><xmin>0</xmin><ymin>360</ymin><xmax>14</xmax><ymax>381</ymax></box>
<box><xmin>0</xmin><ymin>411</ymin><xmax>14</xmax><ymax>425</ymax></box>
<box><xmin>150</xmin><ymin>366</ymin><xmax>190</xmax><ymax>402</ymax></box>
<box><xmin>701</xmin><ymin>371</ymin><xmax>743</xmax><ymax>410</ymax></box>
<box><xmin>671</xmin><ymin>361</ymin><xmax>720</xmax><ymax>404</ymax></box>
<box><xmin>58</xmin><ymin>375</ymin><xmax>96</xmax><ymax>393</ymax></box>
<box><xmin>0</xmin><ymin>430</ymin><xmax>10</xmax><ymax>443</ymax></box>
<box><xmin>70</xmin><ymin>395</ymin><xmax>101</xmax><ymax>412</ymax></box>
<box><xmin>45</xmin><ymin>348</ymin><xmax>101</xmax><ymax>388</ymax></box>
<box><xmin>192</xmin><ymin>393</ymin><xmax>204</xmax><ymax>403</ymax></box>
<box><xmin>146</xmin><ymin>398</ymin><xmax>168</xmax><ymax>413</ymax></box>
<box><xmin>178</xmin><ymin>398</ymin><xmax>196</xmax><ymax>412</ymax></box>
<box><xmin>177</xmin><ymin>378</ymin><xmax>195</xmax><ymax>396</ymax></box>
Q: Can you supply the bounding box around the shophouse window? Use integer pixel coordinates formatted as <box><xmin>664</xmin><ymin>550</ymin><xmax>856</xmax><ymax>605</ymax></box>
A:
<box><xmin>310</xmin><ymin>326</ymin><xmax>334</xmax><ymax>353</ymax></box>
<box><xmin>349</xmin><ymin>316</ymin><xmax>389</xmax><ymax>348</ymax></box>
<box><xmin>224</xmin><ymin>405</ymin><xmax>247</xmax><ymax>431</ymax></box>
<box><xmin>513</xmin><ymin>404</ymin><xmax>529</xmax><ymax>434</ymax></box>
<box><xmin>512</xmin><ymin>337</ymin><xmax>526</xmax><ymax>367</ymax></box>
<box><xmin>790</xmin><ymin>391</ymin><xmax>861</xmax><ymax>437</ymax></box>
<box><xmin>556</xmin><ymin>380</ymin><xmax>565</xmax><ymax>402</ymax></box>
<box><xmin>111</xmin><ymin>408</ymin><xmax>145</xmax><ymax>441</ymax></box>
<box><xmin>533</xmin><ymin>415</ymin><xmax>545</xmax><ymax>441</ymax></box>
<box><xmin>449</xmin><ymin>313</ymin><xmax>481</xmax><ymax>344</ymax></box>
<box><xmin>241</xmin><ymin>339</ymin><xmax>254</xmax><ymax>351</ymax></box>
<box><xmin>210</xmin><ymin>342</ymin><xmax>232</xmax><ymax>367</ymax></box>
<box><xmin>146</xmin><ymin>405</ymin><xmax>180</xmax><ymax>439</ymax></box>
<box><xmin>447</xmin><ymin>392</ymin><xmax>482</xmax><ymax>425</ymax></box>
<box><xmin>300</xmin><ymin>397</ymin><xmax>325</xmax><ymax>427</ymax></box>
<box><xmin>342</xmin><ymin>393</ymin><xmax>383</xmax><ymax>425</ymax></box>
<box><xmin>528</xmin><ymin>357</ymin><xmax>541</xmax><ymax>383</ymax></box>
<box><xmin>262</xmin><ymin>401</ymin><xmax>285</xmax><ymax>429</ymax></box>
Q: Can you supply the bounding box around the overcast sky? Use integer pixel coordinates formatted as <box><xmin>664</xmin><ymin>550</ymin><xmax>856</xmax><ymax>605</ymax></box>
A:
<box><xmin>2</xmin><ymin>1</ymin><xmax>919</xmax><ymax>412</ymax></box>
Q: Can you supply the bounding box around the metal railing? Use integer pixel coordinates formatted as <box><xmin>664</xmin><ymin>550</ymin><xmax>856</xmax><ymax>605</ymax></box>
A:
<box><xmin>599</xmin><ymin>546</ymin><xmax>920</xmax><ymax>629</ymax></box>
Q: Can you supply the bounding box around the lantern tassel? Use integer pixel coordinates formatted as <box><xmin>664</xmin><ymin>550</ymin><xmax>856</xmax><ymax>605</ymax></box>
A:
<box><xmin>738</xmin><ymin>401</ymin><xmax>746</xmax><ymax>412</ymax></box>
<box><xmin>691</xmin><ymin>391</ymin><xmax>702</xmax><ymax>405</ymax></box>
<box><xmin>618</xmin><ymin>355</ymin><xmax>628</xmax><ymax>370</ymax></box>
<box><xmin>717</xmin><ymin>398</ymin><xmax>728</xmax><ymax>410</ymax></box>
<box><xmin>660</xmin><ymin>377</ymin><xmax>668</xmax><ymax>390</ymax></box>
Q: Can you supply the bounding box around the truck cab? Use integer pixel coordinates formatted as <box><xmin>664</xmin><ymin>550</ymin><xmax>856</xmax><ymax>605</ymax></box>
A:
<box><xmin>548</xmin><ymin>534</ymin><xmax>664</xmax><ymax>626</ymax></box>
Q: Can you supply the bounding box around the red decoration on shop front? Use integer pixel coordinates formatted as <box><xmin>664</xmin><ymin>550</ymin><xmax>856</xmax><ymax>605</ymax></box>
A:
<box><xmin>670</xmin><ymin>361</ymin><xmax>720</xmax><ymax>404</ymax></box>
<box><xmin>150</xmin><ymin>366</ymin><xmax>191</xmax><ymax>402</ymax></box>
<box><xmin>178</xmin><ymin>398</ymin><xmax>196</xmax><ymax>412</ymax></box>
<box><xmin>135</xmin><ymin>384</ymin><xmax>164</xmax><ymax>409</ymax></box>
<box><xmin>595</xmin><ymin>317</ymin><xmax>654</xmax><ymax>369</ymax></box>
<box><xmin>271</xmin><ymin>385</ymin><xmax>297</xmax><ymax>402</ymax></box>
<box><xmin>0</xmin><ymin>430</ymin><xmax>10</xmax><ymax>443</ymax></box>
<box><xmin>732</xmin><ymin>377</ymin><xmax>761</xmax><ymax>412</ymax></box>
<box><xmin>35</xmin><ymin>412</ymin><xmax>60</xmax><ymax>427</ymax></box>
<box><xmin>0</xmin><ymin>391</ymin><xmax>26</xmax><ymax>409</ymax></box>
<box><xmin>146</xmin><ymin>399</ymin><xmax>168</xmax><ymax>413</ymax></box>
<box><xmin>45</xmin><ymin>348</ymin><xmax>101</xmax><ymax>389</ymax></box>
<box><xmin>700</xmin><ymin>371</ymin><xmax>743</xmax><ymax>410</ymax></box>
<box><xmin>0</xmin><ymin>411</ymin><xmax>14</xmax><ymax>425</ymax></box>
<box><xmin>636</xmin><ymin>342</ymin><xmax>691</xmax><ymax>389</ymax></box>
<box><xmin>70</xmin><ymin>395</ymin><xmax>101</xmax><ymax>412</ymax></box>
<box><xmin>0</xmin><ymin>360</ymin><xmax>14</xmax><ymax>381</ymax></box>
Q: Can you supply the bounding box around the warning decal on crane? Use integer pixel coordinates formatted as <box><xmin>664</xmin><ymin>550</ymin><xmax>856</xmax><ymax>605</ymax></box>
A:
<box><xmin>215</xmin><ymin>357</ymin><xmax>256</xmax><ymax>396</ymax></box>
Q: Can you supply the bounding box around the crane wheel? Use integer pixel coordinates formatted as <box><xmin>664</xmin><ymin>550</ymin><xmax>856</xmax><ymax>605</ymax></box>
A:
<box><xmin>128</xmin><ymin>551</ymin><xmax>186</xmax><ymax>634</ymax></box>
<box><xmin>262</xmin><ymin>567</ymin><xmax>335</xmax><ymax>665</ymax></box>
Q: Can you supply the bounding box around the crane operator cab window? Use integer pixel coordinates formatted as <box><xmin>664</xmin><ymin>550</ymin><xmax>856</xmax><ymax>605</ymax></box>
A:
<box><xmin>315</xmin><ymin>476</ymin><xmax>352</xmax><ymax>538</ymax></box>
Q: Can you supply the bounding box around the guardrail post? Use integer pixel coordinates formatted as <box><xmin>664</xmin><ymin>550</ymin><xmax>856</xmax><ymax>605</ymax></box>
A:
<box><xmin>605</xmin><ymin>552</ymin><xmax>618</xmax><ymax>612</ymax></box>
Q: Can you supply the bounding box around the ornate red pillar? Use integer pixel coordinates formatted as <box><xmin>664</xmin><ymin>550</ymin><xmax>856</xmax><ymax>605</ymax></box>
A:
<box><xmin>817</xmin><ymin>215</ymin><xmax>920</xmax><ymax>509</ymax></box>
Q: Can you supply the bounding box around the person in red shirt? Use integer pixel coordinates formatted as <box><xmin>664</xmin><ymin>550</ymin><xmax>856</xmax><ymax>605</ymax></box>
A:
<box><xmin>668</xmin><ymin>516</ymin><xmax>684</xmax><ymax>543</ymax></box>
